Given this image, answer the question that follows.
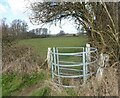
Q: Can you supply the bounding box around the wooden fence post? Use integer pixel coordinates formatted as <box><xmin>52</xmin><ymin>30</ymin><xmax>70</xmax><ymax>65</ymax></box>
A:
<box><xmin>86</xmin><ymin>43</ymin><xmax>91</xmax><ymax>62</ymax></box>
<box><xmin>47</xmin><ymin>47</ymin><xmax>52</xmax><ymax>70</ymax></box>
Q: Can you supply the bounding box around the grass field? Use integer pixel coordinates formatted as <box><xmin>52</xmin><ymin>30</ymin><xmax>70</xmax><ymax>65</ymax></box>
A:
<box><xmin>18</xmin><ymin>36</ymin><xmax>88</xmax><ymax>59</ymax></box>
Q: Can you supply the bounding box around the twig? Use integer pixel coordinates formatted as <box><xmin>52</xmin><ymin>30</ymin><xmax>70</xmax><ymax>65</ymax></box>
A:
<box><xmin>110</xmin><ymin>62</ymin><xmax>119</xmax><ymax>68</ymax></box>
<box><xmin>40</xmin><ymin>58</ymin><xmax>47</xmax><ymax>69</ymax></box>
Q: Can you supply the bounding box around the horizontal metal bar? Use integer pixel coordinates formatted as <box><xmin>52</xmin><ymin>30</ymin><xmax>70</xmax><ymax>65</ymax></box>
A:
<box><xmin>60</xmin><ymin>72</ymin><xmax>82</xmax><ymax>76</ymax></box>
<box><xmin>56</xmin><ymin>47</ymin><xmax>84</xmax><ymax>49</ymax></box>
<box><xmin>90</xmin><ymin>47</ymin><xmax>97</xmax><ymax>51</ymax></box>
<box><xmin>52</xmin><ymin>59</ymin><xmax>97</xmax><ymax>67</ymax></box>
<box><xmin>86</xmin><ymin>58</ymin><xmax>98</xmax><ymax>65</ymax></box>
<box><xmin>60</xmin><ymin>75</ymin><xmax>83</xmax><ymax>78</ymax></box>
<box><xmin>51</xmin><ymin>52</ymin><xmax>83</xmax><ymax>56</ymax></box>
<box><xmin>54</xmin><ymin>82</ymin><xmax>77</xmax><ymax>88</ymax></box>
<box><xmin>89</xmin><ymin>48</ymin><xmax>97</xmax><ymax>53</ymax></box>
<box><xmin>60</xmin><ymin>67</ymin><xmax>83</xmax><ymax>72</ymax></box>
<box><xmin>59</xmin><ymin>63</ymin><xmax>83</xmax><ymax>67</ymax></box>
<box><xmin>55</xmin><ymin>47</ymin><xmax>97</xmax><ymax>52</ymax></box>
<box><xmin>53</xmin><ymin>72</ymin><xmax>93</xmax><ymax>77</ymax></box>
<box><xmin>52</xmin><ymin>63</ymin><xmax>83</xmax><ymax>67</ymax></box>
<box><xmin>59</xmin><ymin>61</ymin><xmax>82</xmax><ymax>64</ymax></box>
<box><xmin>53</xmin><ymin>73</ymin><xmax>83</xmax><ymax>78</ymax></box>
<box><xmin>51</xmin><ymin>50</ymin><xmax>97</xmax><ymax>56</ymax></box>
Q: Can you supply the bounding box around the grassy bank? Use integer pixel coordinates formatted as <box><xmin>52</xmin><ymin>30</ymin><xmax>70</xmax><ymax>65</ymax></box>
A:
<box><xmin>2</xmin><ymin>36</ymin><xmax>88</xmax><ymax>96</ymax></box>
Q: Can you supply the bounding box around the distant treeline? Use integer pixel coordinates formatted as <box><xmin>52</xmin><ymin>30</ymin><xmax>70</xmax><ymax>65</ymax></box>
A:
<box><xmin>1</xmin><ymin>18</ymin><xmax>50</xmax><ymax>47</ymax></box>
<box><xmin>1</xmin><ymin>18</ymin><xmax>86</xmax><ymax>48</ymax></box>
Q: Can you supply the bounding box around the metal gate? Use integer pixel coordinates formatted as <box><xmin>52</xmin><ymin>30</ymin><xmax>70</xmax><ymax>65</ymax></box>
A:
<box><xmin>50</xmin><ymin>47</ymin><xmax>98</xmax><ymax>88</ymax></box>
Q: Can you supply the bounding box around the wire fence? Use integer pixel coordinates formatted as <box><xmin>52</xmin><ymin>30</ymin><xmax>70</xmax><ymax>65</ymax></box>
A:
<box><xmin>50</xmin><ymin>46</ymin><xmax>98</xmax><ymax>88</ymax></box>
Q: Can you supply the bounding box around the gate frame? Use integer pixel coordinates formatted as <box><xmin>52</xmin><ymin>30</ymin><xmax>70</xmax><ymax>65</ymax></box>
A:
<box><xmin>50</xmin><ymin>46</ymin><xmax>97</xmax><ymax>88</ymax></box>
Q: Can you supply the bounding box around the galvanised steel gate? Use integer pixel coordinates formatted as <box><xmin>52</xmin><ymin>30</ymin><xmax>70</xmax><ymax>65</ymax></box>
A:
<box><xmin>50</xmin><ymin>47</ymin><xmax>97</xmax><ymax>88</ymax></box>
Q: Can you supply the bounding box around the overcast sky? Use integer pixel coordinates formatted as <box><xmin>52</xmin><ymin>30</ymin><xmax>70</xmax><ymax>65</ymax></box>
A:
<box><xmin>0</xmin><ymin>0</ymin><xmax>78</xmax><ymax>34</ymax></box>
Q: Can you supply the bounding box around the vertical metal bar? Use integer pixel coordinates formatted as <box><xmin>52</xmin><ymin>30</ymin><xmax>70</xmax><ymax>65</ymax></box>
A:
<box><xmin>56</xmin><ymin>48</ymin><xmax>60</xmax><ymax>84</ymax></box>
<box><xmin>53</xmin><ymin>48</ymin><xmax>56</xmax><ymax>72</ymax></box>
<box><xmin>85</xmin><ymin>47</ymin><xmax>88</xmax><ymax>79</ymax></box>
<box><xmin>83</xmin><ymin>47</ymin><xmax>86</xmax><ymax>82</ymax></box>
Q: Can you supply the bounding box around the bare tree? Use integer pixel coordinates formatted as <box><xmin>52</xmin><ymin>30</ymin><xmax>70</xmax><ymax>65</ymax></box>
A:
<box><xmin>21</xmin><ymin>20</ymin><xmax>28</xmax><ymax>33</ymax></box>
<box><xmin>29</xmin><ymin>2</ymin><xmax>119</xmax><ymax>64</ymax></box>
<box><xmin>2</xmin><ymin>18</ymin><xmax>9</xmax><ymax>37</ymax></box>
<box><xmin>1</xmin><ymin>18</ymin><xmax>17</xmax><ymax>48</ymax></box>
<box><xmin>11</xmin><ymin>19</ymin><xmax>28</xmax><ymax>39</ymax></box>
<box><xmin>11</xmin><ymin>19</ymin><xmax>22</xmax><ymax>36</ymax></box>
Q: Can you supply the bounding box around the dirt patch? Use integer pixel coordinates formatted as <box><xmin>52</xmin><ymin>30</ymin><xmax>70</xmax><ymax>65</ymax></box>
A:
<box><xmin>12</xmin><ymin>81</ymin><xmax>44</xmax><ymax>96</ymax></box>
<box><xmin>16</xmin><ymin>79</ymin><xmax>68</xmax><ymax>96</ymax></box>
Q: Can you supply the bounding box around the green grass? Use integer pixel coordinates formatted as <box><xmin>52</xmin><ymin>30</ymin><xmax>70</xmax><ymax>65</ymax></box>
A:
<box><xmin>65</xmin><ymin>88</ymin><xmax>77</xmax><ymax>96</ymax></box>
<box><xmin>2</xmin><ymin>71</ymin><xmax>47</xmax><ymax>96</ymax></box>
<box><xmin>18</xmin><ymin>36</ymin><xmax>88</xmax><ymax>59</ymax></box>
<box><xmin>30</xmin><ymin>86</ymin><xmax>51</xmax><ymax>96</ymax></box>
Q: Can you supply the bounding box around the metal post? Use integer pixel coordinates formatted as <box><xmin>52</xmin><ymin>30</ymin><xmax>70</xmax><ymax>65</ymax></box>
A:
<box><xmin>53</xmin><ymin>48</ymin><xmax>56</xmax><ymax>72</ymax></box>
<box><xmin>83</xmin><ymin>48</ymin><xmax>86</xmax><ymax>82</ymax></box>
<box><xmin>85</xmin><ymin>47</ymin><xmax>88</xmax><ymax>78</ymax></box>
<box><xmin>56</xmin><ymin>48</ymin><xmax>60</xmax><ymax>84</ymax></box>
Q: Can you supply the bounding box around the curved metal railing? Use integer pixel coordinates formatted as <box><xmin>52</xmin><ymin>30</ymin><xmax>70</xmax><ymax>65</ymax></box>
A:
<box><xmin>50</xmin><ymin>47</ymin><xmax>98</xmax><ymax>88</ymax></box>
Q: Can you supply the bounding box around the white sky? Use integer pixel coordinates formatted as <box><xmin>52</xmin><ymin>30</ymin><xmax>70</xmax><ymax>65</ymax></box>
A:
<box><xmin>0</xmin><ymin>0</ymin><xmax>78</xmax><ymax>34</ymax></box>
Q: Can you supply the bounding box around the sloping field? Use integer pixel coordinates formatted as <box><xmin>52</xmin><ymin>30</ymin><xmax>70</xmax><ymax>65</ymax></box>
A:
<box><xmin>18</xmin><ymin>36</ymin><xmax>88</xmax><ymax>59</ymax></box>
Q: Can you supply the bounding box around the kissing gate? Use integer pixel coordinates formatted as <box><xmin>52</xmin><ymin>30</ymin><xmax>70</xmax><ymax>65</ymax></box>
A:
<box><xmin>49</xmin><ymin>45</ymin><xmax>98</xmax><ymax>88</ymax></box>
